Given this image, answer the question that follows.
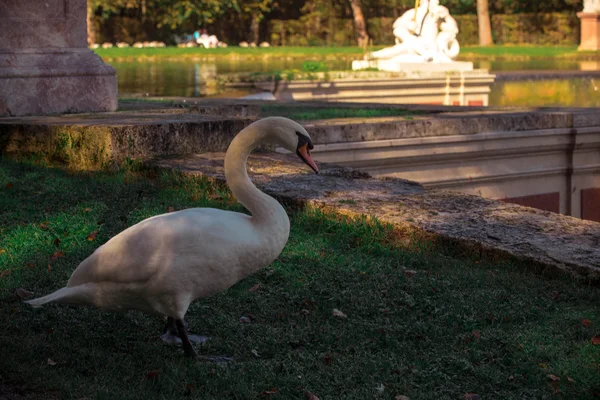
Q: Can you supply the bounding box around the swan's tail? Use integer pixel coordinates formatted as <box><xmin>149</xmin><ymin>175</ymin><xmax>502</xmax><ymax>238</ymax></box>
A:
<box><xmin>25</xmin><ymin>286</ymin><xmax>90</xmax><ymax>308</ymax></box>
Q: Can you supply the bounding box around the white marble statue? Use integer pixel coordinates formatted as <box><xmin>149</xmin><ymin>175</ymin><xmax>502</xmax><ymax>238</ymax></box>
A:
<box><xmin>583</xmin><ymin>0</ymin><xmax>600</xmax><ymax>13</ymax></box>
<box><xmin>370</xmin><ymin>0</ymin><xmax>460</xmax><ymax>63</ymax></box>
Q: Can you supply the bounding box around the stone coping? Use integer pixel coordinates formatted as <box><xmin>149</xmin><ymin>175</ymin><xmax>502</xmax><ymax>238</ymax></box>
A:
<box><xmin>1</xmin><ymin>100</ymin><xmax>599</xmax><ymax>168</ymax></box>
<box><xmin>154</xmin><ymin>152</ymin><xmax>600</xmax><ymax>283</ymax></box>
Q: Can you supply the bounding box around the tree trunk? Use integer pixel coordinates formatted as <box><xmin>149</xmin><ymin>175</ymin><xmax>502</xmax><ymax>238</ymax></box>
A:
<box><xmin>86</xmin><ymin>1</ymin><xmax>98</xmax><ymax>46</ymax></box>
<box><xmin>476</xmin><ymin>0</ymin><xmax>493</xmax><ymax>46</ymax></box>
<box><xmin>349</xmin><ymin>0</ymin><xmax>368</xmax><ymax>47</ymax></box>
<box><xmin>250</xmin><ymin>15</ymin><xmax>260</xmax><ymax>44</ymax></box>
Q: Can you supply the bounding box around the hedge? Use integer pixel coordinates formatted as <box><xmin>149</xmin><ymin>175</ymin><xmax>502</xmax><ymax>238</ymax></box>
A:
<box><xmin>269</xmin><ymin>12</ymin><xmax>581</xmax><ymax>47</ymax></box>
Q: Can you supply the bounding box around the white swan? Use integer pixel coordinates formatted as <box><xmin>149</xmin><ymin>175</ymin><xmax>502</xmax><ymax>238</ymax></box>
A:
<box><xmin>25</xmin><ymin>117</ymin><xmax>319</xmax><ymax>358</ymax></box>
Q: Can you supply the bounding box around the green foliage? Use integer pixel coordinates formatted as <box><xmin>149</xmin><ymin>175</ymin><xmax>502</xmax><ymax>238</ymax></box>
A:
<box><xmin>269</xmin><ymin>12</ymin><xmax>581</xmax><ymax>47</ymax></box>
<box><xmin>301</xmin><ymin>60</ymin><xmax>329</xmax><ymax>72</ymax></box>
<box><xmin>90</xmin><ymin>0</ymin><xmax>585</xmax><ymax>46</ymax></box>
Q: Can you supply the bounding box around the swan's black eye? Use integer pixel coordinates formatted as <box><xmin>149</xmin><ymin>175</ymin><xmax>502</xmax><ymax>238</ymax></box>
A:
<box><xmin>296</xmin><ymin>131</ymin><xmax>313</xmax><ymax>151</ymax></box>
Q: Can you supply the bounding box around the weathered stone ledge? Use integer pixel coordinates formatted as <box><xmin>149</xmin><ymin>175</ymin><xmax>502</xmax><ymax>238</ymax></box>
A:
<box><xmin>154</xmin><ymin>152</ymin><xmax>600</xmax><ymax>284</ymax></box>
<box><xmin>2</xmin><ymin>101</ymin><xmax>599</xmax><ymax>169</ymax></box>
<box><xmin>0</xmin><ymin>111</ymin><xmax>256</xmax><ymax>168</ymax></box>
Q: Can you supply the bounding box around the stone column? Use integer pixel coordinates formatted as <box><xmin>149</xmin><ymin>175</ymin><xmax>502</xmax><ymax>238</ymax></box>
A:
<box><xmin>578</xmin><ymin>0</ymin><xmax>600</xmax><ymax>51</ymax></box>
<box><xmin>0</xmin><ymin>0</ymin><xmax>117</xmax><ymax>116</ymax></box>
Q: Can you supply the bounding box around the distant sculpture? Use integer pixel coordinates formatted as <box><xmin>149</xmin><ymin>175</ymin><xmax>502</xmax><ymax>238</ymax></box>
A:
<box><xmin>370</xmin><ymin>0</ymin><xmax>460</xmax><ymax>63</ymax></box>
<box><xmin>583</xmin><ymin>0</ymin><xmax>600</xmax><ymax>13</ymax></box>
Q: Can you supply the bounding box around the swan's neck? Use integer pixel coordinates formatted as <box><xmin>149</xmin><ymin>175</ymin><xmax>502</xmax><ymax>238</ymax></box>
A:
<box><xmin>224</xmin><ymin>125</ymin><xmax>289</xmax><ymax>232</ymax></box>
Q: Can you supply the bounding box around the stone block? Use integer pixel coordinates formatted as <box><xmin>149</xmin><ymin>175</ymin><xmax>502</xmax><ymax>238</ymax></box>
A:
<box><xmin>0</xmin><ymin>0</ymin><xmax>117</xmax><ymax>116</ymax></box>
<box><xmin>578</xmin><ymin>12</ymin><xmax>600</xmax><ymax>51</ymax></box>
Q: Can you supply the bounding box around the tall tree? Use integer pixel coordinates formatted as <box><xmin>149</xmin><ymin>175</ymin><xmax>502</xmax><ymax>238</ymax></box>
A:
<box><xmin>476</xmin><ymin>0</ymin><xmax>493</xmax><ymax>46</ymax></box>
<box><xmin>349</xmin><ymin>0</ymin><xmax>368</xmax><ymax>47</ymax></box>
<box><xmin>238</xmin><ymin>0</ymin><xmax>274</xmax><ymax>43</ymax></box>
<box><xmin>87</xmin><ymin>1</ymin><xmax>97</xmax><ymax>45</ymax></box>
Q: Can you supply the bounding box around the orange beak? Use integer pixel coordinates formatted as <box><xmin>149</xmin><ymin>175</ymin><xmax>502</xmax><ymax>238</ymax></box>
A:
<box><xmin>297</xmin><ymin>144</ymin><xmax>319</xmax><ymax>174</ymax></box>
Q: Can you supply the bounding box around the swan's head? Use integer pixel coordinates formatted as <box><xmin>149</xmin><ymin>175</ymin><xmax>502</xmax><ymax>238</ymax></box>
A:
<box><xmin>268</xmin><ymin>117</ymin><xmax>319</xmax><ymax>174</ymax></box>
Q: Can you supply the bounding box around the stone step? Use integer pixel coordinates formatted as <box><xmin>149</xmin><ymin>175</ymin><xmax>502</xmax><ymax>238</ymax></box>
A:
<box><xmin>153</xmin><ymin>151</ymin><xmax>600</xmax><ymax>284</ymax></box>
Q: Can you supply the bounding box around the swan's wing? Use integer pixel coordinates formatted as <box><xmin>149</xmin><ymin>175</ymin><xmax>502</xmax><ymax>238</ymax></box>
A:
<box><xmin>67</xmin><ymin>208</ymin><xmax>252</xmax><ymax>287</ymax></box>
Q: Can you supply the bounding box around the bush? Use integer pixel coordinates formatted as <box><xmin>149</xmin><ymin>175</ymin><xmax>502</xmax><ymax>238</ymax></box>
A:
<box><xmin>268</xmin><ymin>12</ymin><xmax>580</xmax><ymax>47</ymax></box>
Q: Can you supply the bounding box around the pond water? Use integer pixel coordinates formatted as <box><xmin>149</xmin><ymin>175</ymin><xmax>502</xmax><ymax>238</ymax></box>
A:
<box><xmin>109</xmin><ymin>58</ymin><xmax>600</xmax><ymax>108</ymax></box>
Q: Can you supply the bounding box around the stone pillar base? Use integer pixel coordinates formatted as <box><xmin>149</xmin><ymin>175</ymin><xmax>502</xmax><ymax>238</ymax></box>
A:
<box><xmin>0</xmin><ymin>49</ymin><xmax>117</xmax><ymax>117</ymax></box>
<box><xmin>578</xmin><ymin>12</ymin><xmax>600</xmax><ymax>51</ymax></box>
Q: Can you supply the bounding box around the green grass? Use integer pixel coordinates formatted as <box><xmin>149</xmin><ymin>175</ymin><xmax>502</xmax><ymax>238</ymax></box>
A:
<box><xmin>94</xmin><ymin>45</ymin><xmax>599</xmax><ymax>61</ymax></box>
<box><xmin>459</xmin><ymin>45</ymin><xmax>583</xmax><ymax>58</ymax></box>
<box><xmin>2</xmin><ymin>158</ymin><xmax>600</xmax><ymax>399</ymax></box>
<box><xmin>260</xmin><ymin>106</ymin><xmax>419</xmax><ymax>120</ymax></box>
<box><xmin>93</xmin><ymin>46</ymin><xmax>369</xmax><ymax>60</ymax></box>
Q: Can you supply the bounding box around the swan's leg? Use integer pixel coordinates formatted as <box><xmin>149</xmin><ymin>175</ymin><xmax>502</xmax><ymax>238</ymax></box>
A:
<box><xmin>160</xmin><ymin>317</ymin><xmax>181</xmax><ymax>345</ymax></box>
<box><xmin>176</xmin><ymin>318</ymin><xmax>197</xmax><ymax>358</ymax></box>
<box><xmin>161</xmin><ymin>317</ymin><xmax>209</xmax><ymax>345</ymax></box>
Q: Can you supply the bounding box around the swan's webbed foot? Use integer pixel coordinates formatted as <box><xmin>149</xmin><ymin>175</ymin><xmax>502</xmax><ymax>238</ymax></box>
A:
<box><xmin>160</xmin><ymin>317</ymin><xmax>208</xmax><ymax>358</ymax></box>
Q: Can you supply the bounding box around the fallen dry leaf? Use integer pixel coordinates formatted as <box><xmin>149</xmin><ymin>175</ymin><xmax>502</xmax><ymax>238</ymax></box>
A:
<box><xmin>303</xmin><ymin>299</ymin><xmax>314</xmax><ymax>307</ymax></box>
<box><xmin>83</xmin><ymin>207</ymin><xmax>92</xmax><ymax>212</ymax></box>
<box><xmin>259</xmin><ymin>388</ymin><xmax>279</xmax><ymax>396</ymax></box>
<box><xmin>332</xmin><ymin>309</ymin><xmax>347</xmax><ymax>318</ymax></box>
<box><xmin>592</xmin><ymin>336</ymin><xmax>600</xmax><ymax>345</ymax></box>
<box><xmin>539</xmin><ymin>363</ymin><xmax>548</xmax><ymax>369</ymax></box>
<box><xmin>248</xmin><ymin>283</ymin><xmax>261</xmax><ymax>292</ymax></box>
<box><xmin>6</xmin><ymin>182</ymin><xmax>14</xmax><ymax>189</ymax></box>
<box><xmin>508</xmin><ymin>375</ymin><xmax>515</xmax><ymax>381</ymax></box>
<box><xmin>567</xmin><ymin>377</ymin><xmax>576</xmax><ymax>383</ymax></box>
<box><xmin>167</xmin><ymin>207</ymin><xmax>175</xmax><ymax>213</ymax></box>
<box><xmin>551</xmin><ymin>381</ymin><xmax>560</xmax><ymax>395</ymax></box>
<box><xmin>47</xmin><ymin>264</ymin><xmax>52</xmax><ymax>273</ymax></box>
<box><xmin>464</xmin><ymin>394</ymin><xmax>481</xmax><ymax>400</ymax></box>
<box><xmin>87</xmin><ymin>231</ymin><xmax>98</xmax><ymax>241</ymax></box>
<box><xmin>404</xmin><ymin>270</ymin><xmax>417</xmax><ymax>278</ymax></box>
<box><xmin>551</xmin><ymin>291</ymin><xmax>561</xmax><ymax>300</ymax></box>
<box><xmin>47</xmin><ymin>359</ymin><xmax>57</xmax><ymax>366</ymax></box>
<box><xmin>184</xmin><ymin>383</ymin><xmax>194</xmax><ymax>395</ymax></box>
<box><xmin>146</xmin><ymin>370</ymin><xmax>159</xmax><ymax>380</ymax></box>
<box><xmin>39</xmin><ymin>222</ymin><xmax>49</xmax><ymax>230</ymax></box>
<box><xmin>15</xmin><ymin>288</ymin><xmax>34</xmax><ymax>299</ymax></box>
<box><xmin>0</xmin><ymin>249</ymin><xmax>6</xmax><ymax>255</ymax></box>
<box><xmin>50</xmin><ymin>251</ymin><xmax>64</xmax><ymax>260</ymax></box>
<box><xmin>548</xmin><ymin>374</ymin><xmax>560</xmax><ymax>382</ymax></box>
<box><xmin>52</xmin><ymin>237</ymin><xmax>61</xmax><ymax>246</ymax></box>
<box><xmin>582</xmin><ymin>319</ymin><xmax>592</xmax><ymax>327</ymax></box>
<box><xmin>239</xmin><ymin>316</ymin><xmax>251</xmax><ymax>324</ymax></box>
<box><xmin>473</xmin><ymin>330</ymin><xmax>481</xmax><ymax>339</ymax></box>
<box><xmin>304</xmin><ymin>391</ymin><xmax>320</xmax><ymax>400</ymax></box>
<box><xmin>395</xmin><ymin>396</ymin><xmax>410</xmax><ymax>400</ymax></box>
<box><xmin>251</xmin><ymin>349</ymin><xmax>260</xmax><ymax>357</ymax></box>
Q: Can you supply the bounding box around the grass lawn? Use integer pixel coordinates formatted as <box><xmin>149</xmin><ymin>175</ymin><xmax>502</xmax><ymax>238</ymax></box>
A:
<box><xmin>459</xmin><ymin>45</ymin><xmax>581</xmax><ymax>58</ymax></box>
<box><xmin>260</xmin><ymin>105</ymin><xmax>420</xmax><ymax>120</ymax></box>
<box><xmin>93</xmin><ymin>46</ymin><xmax>368</xmax><ymax>60</ymax></box>
<box><xmin>2</xmin><ymin>158</ymin><xmax>600</xmax><ymax>399</ymax></box>
<box><xmin>93</xmin><ymin>45</ymin><xmax>599</xmax><ymax>61</ymax></box>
